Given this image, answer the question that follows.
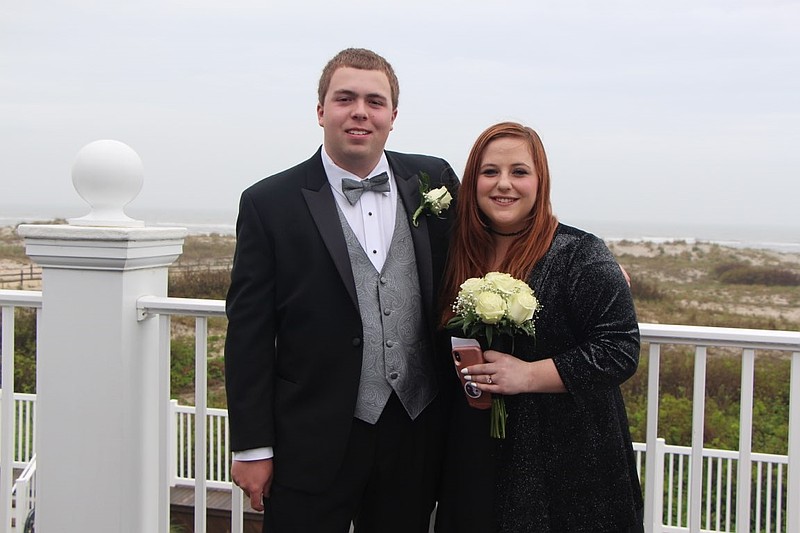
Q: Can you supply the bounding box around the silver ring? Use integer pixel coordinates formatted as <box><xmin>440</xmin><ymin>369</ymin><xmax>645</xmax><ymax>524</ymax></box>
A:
<box><xmin>487</xmin><ymin>375</ymin><xmax>493</xmax><ymax>384</ymax></box>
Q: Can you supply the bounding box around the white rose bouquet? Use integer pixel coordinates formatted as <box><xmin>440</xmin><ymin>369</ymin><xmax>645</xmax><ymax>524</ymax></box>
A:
<box><xmin>412</xmin><ymin>171</ymin><xmax>453</xmax><ymax>227</ymax></box>
<box><xmin>446</xmin><ymin>272</ymin><xmax>540</xmax><ymax>438</ymax></box>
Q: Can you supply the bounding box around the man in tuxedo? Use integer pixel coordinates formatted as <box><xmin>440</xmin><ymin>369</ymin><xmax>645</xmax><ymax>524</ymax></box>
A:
<box><xmin>225</xmin><ymin>48</ymin><xmax>459</xmax><ymax>532</ymax></box>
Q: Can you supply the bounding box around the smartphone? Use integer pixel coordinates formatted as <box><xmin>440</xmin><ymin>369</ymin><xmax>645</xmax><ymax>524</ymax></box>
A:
<box><xmin>451</xmin><ymin>337</ymin><xmax>492</xmax><ymax>409</ymax></box>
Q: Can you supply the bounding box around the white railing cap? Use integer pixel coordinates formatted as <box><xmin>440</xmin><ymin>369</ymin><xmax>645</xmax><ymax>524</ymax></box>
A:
<box><xmin>137</xmin><ymin>295</ymin><xmax>226</xmax><ymax>320</ymax></box>
<box><xmin>640</xmin><ymin>322</ymin><xmax>800</xmax><ymax>351</ymax></box>
<box><xmin>0</xmin><ymin>289</ymin><xmax>43</xmax><ymax>307</ymax></box>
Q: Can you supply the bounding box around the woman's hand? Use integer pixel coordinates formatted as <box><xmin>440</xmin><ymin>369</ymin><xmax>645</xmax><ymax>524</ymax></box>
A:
<box><xmin>462</xmin><ymin>350</ymin><xmax>567</xmax><ymax>394</ymax></box>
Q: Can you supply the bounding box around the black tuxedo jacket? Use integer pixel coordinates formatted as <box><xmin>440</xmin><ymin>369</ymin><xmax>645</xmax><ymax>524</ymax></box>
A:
<box><xmin>224</xmin><ymin>148</ymin><xmax>459</xmax><ymax>493</ymax></box>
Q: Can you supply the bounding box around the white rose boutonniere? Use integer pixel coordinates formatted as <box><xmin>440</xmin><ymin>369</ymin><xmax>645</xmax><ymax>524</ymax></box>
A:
<box><xmin>412</xmin><ymin>171</ymin><xmax>453</xmax><ymax>227</ymax></box>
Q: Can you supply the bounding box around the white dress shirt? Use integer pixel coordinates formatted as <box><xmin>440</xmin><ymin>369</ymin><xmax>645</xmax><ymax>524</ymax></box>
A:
<box><xmin>321</xmin><ymin>148</ymin><xmax>397</xmax><ymax>271</ymax></box>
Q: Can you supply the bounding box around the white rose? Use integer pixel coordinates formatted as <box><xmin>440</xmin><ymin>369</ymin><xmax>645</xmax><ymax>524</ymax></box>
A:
<box><xmin>459</xmin><ymin>277</ymin><xmax>485</xmax><ymax>298</ymax></box>
<box><xmin>515</xmin><ymin>282</ymin><xmax>535</xmax><ymax>297</ymax></box>
<box><xmin>484</xmin><ymin>272</ymin><xmax>518</xmax><ymax>295</ymax></box>
<box><xmin>425</xmin><ymin>187</ymin><xmax>452</xmax><ymax>214</ymax></box>
<box><xmin>507</xmin><ymin>291</ymin><xmax>538</xmax><ymax>324</ymax></box>
<box><xmin>474</xmin><ymin>291</ymin><xmax>506</xmax><ymax>324</ymax></box>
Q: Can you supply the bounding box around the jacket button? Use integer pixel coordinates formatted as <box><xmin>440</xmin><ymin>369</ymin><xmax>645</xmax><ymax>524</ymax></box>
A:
<box><xmin>352</xmin><ymin>338</ymin><xmax>361</xmax><ymax>347</ymax></box>
<box><xmin>389</xmin><ymin>372</ymin><xmax>399</xmax><ymax>380</ymax></box>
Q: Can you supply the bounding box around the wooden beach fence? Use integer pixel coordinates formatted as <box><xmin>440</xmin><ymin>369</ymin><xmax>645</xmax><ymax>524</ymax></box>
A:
<box><xmin>0</xmin><ymin>265</ymin><xmax>42</xmax><ymax>287</ymax></box>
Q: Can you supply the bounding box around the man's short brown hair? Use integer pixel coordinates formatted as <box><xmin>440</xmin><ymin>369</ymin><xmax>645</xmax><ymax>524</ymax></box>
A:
<box><xmin>318</xmin><ymin>48</ymin><xmax>399</xmax><ymax>109</ymax></box>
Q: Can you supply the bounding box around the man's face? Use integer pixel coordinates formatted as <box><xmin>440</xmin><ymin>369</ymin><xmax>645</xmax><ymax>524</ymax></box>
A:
<box><xmin>317</xmin><ymin>67</ymin><xmax>397</xmax><ymax>178</ymax></box>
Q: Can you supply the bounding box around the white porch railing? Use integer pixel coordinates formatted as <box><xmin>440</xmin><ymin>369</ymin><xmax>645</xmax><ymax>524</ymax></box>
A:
<box><xmin>12</xmin><ymin>454</ymin><xmax>36</xmax><ymax>532</ymax></box>
<box><xmin>3</xmin><ymin>289</ymin><xmax>800</xmax><ymax>532</ymax></box>
<box><xmin>171</xmin><ymin>401</ymin><xmax>232</xmax><ymax>490</ymax></box>
<box><xmin>632</xmin><ymin>440</ymin><xmax>790</xmax><ymax>532</ymax></box>
<box><xmin>639</xmin><ymin>324</ymin><xmax>800</xmax><ymax>533</ymax></box>
<box><xmin>135</xmin><ymin>295</ymin><xmax>243</xmax><ymax>533</ymax></box>
<box><xmin>0</xmin><ymin>290</ymin><xmax>41</xmax><ymax>533</ymax></box>
<box><xmin>1</xmin><ymin>392</ymin><xmax>35</xmax><ymax>470</ymax></box>
<box><xmin>3</xmin><ymin>391</ymin><xmax>794</xmax><ymax>532</ymax></box>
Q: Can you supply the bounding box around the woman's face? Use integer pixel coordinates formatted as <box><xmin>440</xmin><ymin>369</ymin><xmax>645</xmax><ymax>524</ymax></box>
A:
<box><xmin>476</xmin><ymin>137</ymin><xmax>538</xmax><ymax>234</ymax></box>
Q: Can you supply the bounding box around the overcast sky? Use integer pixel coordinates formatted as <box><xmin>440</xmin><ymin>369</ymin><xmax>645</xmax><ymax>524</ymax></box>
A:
<box><xmin>1</xmin><ymin>0</ymin><xmax>798</xmax><ymax>234</ymax></box>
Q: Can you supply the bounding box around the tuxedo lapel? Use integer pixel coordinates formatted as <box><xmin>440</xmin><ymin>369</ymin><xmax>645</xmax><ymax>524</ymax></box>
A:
<box><xmin>300</xmin><ymin>150</ymin><xmax>437</xmax><ymax>317</ymax></box>
<box><xmin>388</xmin><ymin>153</ymin><xmax>435</xmax><ymax>323</ymax></box>
<box><xmin>300</xmin><ymin>151</ymin><xmax>359</xmax><ymax>309</ymax></box>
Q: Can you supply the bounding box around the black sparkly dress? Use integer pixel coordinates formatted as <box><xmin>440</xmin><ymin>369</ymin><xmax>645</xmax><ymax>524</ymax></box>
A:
<box><xmin>436</xmin><ymin>224</ymin><xmax>644</xmax><ymax>533</ymax></box>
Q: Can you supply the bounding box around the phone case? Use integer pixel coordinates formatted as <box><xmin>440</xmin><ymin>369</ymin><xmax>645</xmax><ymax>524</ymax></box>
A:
<box><xmin>451</xmin><ymin>343</ymin><xmax>492</xmax><ymax>410</ymax></box>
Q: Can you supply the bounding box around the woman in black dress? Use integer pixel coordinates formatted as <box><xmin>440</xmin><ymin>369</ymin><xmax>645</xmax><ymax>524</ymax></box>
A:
<box><xmin>436</xmin><ymin>122</ymin><xmax>644</xmax><ymax>533</ymax></box>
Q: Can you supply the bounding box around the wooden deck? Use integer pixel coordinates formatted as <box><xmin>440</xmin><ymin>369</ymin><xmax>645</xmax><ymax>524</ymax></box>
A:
<box><xmin>169</xmin><ymin>487</ymin><xmax>436</xmax><ymax>532</ymax></box>
<box><xmin>170</xmin><ymin>486</ymin><xmax>262</xmax><ymax>533</ymax></box>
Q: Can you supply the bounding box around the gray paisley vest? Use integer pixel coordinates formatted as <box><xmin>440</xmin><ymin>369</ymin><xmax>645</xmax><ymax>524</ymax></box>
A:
<box><xmin>336</xmin><ymin>199</ymin><xmax>437</xmax><ymax>423</ymax></box>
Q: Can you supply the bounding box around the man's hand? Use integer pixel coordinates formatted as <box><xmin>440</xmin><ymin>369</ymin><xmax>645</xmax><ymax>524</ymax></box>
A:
<box><xmin>232</xmin><ymin>458</ymin><xmax>274</xmax><ymax>512</ymax></box>
<box><xmin>619</xmin><ymin>264</ymin><xmax>631</xmax><ymax>287</ymax></box>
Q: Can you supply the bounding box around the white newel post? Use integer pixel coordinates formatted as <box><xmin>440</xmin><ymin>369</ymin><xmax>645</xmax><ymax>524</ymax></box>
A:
<box><xmin>17</xmin><ymin>140</ymin><xmax>186</xmax><ymax>533</ymax></box>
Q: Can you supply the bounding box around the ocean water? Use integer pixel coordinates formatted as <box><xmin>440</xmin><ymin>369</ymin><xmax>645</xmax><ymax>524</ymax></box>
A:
<box><xmin>570</xmin><ymin>219</ymin><xmax>800</xmax><ymax>254</ymax></box>
<box><xmin>0</xmin><ymin>205</ymin><xmax>238</xmax><ymax>236</ymax></box>
<box><xmin>2</xmin><ymin>204</ymin><xmax>798</xmax><ymax>254</ymax></box>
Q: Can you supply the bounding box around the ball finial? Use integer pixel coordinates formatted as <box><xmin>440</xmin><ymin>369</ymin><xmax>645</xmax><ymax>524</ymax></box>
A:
<box><xmin>69</xmin><ymin>140</ymin><xmax>145</xmax><ymax>227</ymax></box>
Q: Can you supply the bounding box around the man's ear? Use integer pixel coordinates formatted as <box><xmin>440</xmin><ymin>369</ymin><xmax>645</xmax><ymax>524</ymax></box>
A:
<box><xmin>317</xmin><ymin>103</ymin><xmax>324</xmax><ymax>127</ymax></box>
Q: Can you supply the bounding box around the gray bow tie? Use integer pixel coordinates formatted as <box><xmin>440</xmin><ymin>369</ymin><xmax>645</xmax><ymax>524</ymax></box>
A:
<box><xmin>341</xmin><ymin>172</ymin><xmax>390</xmax><ymax>205</ymax></box>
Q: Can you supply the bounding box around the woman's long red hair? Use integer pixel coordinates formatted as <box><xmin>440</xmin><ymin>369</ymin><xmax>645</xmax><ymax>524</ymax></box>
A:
<box><xmin>440</xmin><ymin>122</ymin><xmax>558</xmax><ymax>325</ymax></box>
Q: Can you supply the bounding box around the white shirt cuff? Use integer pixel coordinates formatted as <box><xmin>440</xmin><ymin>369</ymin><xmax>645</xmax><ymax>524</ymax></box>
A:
<box><xmin>233</xmin><ymin>447</ymin><xmax>274</xmax><ymax>461</ymax></box>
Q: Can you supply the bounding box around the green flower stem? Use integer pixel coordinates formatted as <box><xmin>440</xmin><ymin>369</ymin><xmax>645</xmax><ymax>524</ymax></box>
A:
<box><xmin>490</xmin><ymin>395</ymin><xmax>506</xmax><ymax>439</ymax></box>
<box><xmin>411</xmin><ymin>204</ymin><xmax>425</xmax><ymax>227</ymax></box>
